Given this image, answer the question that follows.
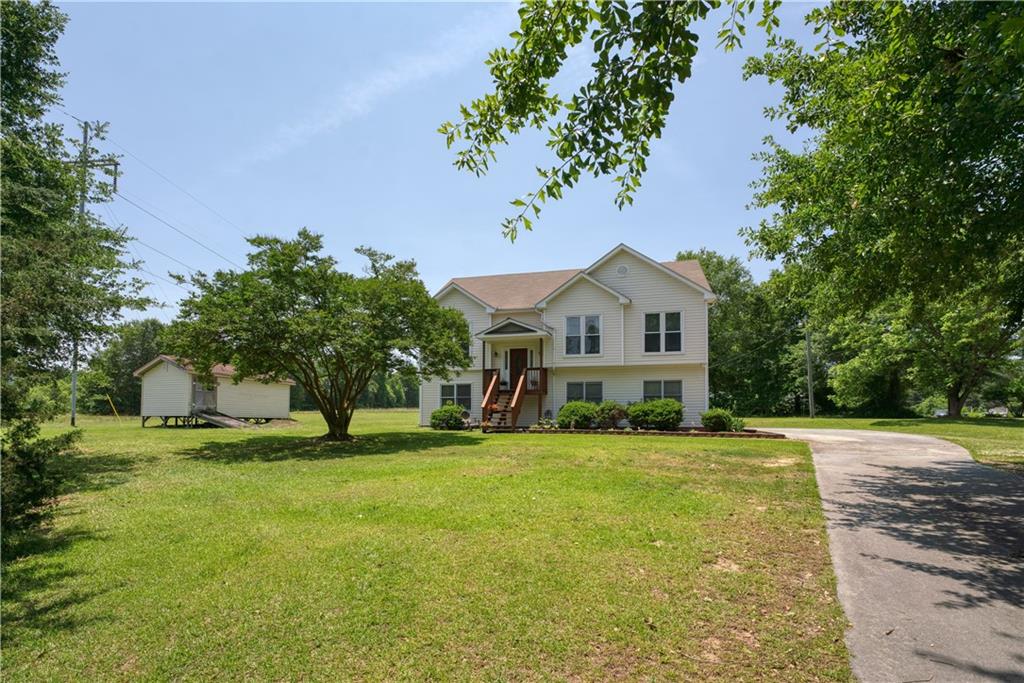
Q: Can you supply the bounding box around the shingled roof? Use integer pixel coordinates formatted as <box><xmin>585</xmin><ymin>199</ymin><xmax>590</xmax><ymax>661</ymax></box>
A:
<box><xmin>440</xmin><ymin>260</ymin><xmax>710</xmax><ymax>311</ymax></box>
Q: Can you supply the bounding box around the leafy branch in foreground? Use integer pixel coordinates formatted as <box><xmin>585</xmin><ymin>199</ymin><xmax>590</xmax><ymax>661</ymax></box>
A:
<box><xmin>440</xmin><ymin>0</ymin><xmax>780</xmax><ymax>240</ymax></box>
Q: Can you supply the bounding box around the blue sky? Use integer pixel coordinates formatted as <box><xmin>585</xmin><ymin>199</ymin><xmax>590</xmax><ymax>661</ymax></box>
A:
<box><xmin>55</xmin><ymin>2</ymin><xmax>818</xmax><ymax>322</ymax></box>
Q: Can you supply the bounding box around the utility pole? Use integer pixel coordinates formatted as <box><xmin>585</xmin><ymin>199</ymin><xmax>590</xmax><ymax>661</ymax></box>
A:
<box><xmin>71</xmin><ymin>121</ymin><xmax>90</xmax><ymax>427</ymax></box>
<box><xmin>804</xmin><ymin>322</ymin><xmax>816</xmax><ymax>419</ymax></box>
<box><xmin>67</xmin><ymin>119</ymin><xmax>119</xmax><ymax>427</ymax></box>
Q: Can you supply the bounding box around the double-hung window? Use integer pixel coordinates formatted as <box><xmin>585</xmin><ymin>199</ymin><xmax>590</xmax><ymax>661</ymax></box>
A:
<box><xmin>644</xmin><ymin>312</ymin><xmax>683</xmax><ymax>353</ymax></box>
<box><xmin>441</xmin><ymin>384</ymin><xmax>472</xmax><ymax>410</ymax></box>
<box><xmin>567</xmin><ymin>381</ymin><xmax>603</xmax><ymax>403</ymax></box>
<box><xmin>566</xmin><ymin>315</ymin><xmax>601</xmax><ymax>355</ymax></box>
<box><xmin>643</xmin><ymin>380</ymin><xmax>683</xmax><ymax>403</ymax></box>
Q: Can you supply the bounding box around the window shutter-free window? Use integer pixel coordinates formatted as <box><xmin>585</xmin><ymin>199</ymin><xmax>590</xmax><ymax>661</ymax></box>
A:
<box><xmin>565</xmin><ymin>315</ymin><xmax>601</xmax><ymax>355</ymax></box>
<box><xmin>664</xmin><ymin>313</ymin><xmax>682</xmax><ymax>352</ymax></box>
<box><xmin>441</xmin><ymin>384</ymin><xmax>472</xmax><ymax>410</ymax></box>
<box><xmin>644</xmin><ymin>312</ymin><xmax>683</xmax><ymax>353</ymax></box>
<box><xmin>644</xmin><ymin>314</ymin><xmax>661</xmax><ymax>352</ymax></box>
<box><xmin>643</xmin><ymin>380</ymin><xmax>682</xmax><ymax>403</ymax></box>
<box><xmin>566</xmin><ymin>381</ymin><xmax>603</xmax><ymax>403</ymax></box>
<box><xmin>565</xmin><ymin>316</ymin><xmax>581</xmax><ymax>355</ymax></box>
<box><xmin>584</xmin><ymin>316</ymin><xmax>601</xmax><ymax>354</ymax></box>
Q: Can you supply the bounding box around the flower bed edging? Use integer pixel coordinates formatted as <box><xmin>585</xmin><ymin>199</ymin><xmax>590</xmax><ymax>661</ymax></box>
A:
<box><xmin>517</xmin><ymin>428</ymin><xmax>786</xmax><ymax>439</ymax></box>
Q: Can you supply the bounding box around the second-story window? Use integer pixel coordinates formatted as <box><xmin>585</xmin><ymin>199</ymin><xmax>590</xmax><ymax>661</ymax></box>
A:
<box><xmin>566</xmin><ymin>315</ymin><xmax>601</xmax><ymax>355</ymax></box>
<box><xmin>644</xmin><ymin>312</ymin><xmax>683</xmax><ymax>353</ymax></box>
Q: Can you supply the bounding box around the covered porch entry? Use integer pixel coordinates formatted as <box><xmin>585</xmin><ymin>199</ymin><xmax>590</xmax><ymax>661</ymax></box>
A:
<box><xmin>476</xmin><ymin>318</ymin><xmax>551</xmax><ymax>430</ymax></box>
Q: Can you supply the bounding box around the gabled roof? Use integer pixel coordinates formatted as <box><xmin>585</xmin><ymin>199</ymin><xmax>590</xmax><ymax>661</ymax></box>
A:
<box><xmin>438</xmin><ymin>268</ymin><xmax>581</xmax><ymax>311</ymax></box>
<box><xmin>586</xmin><ymin>244</ymin><xmax>715</xmax><ymax>298</ymax></box>
<box><xmin>476</xmin><ymin>317</ymin><xmax>553</xmax><ymax>338</ymax></box>
<box><xmin>433</xmin><ymin>246</ymin><xmax>713</xmax><ymax>310</ymax></box>
<box><xmin>132</xmin><ymin>355</ymin><xmax>295</xmax><ymax>385</ymax></box>
<box><xmin>535</xmin><ymin>272</ymin><xmax>630</xmax><ymax>309</ymax></box>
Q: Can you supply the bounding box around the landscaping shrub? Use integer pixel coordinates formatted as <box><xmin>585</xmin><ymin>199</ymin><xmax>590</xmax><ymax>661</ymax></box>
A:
<box><xmin>557</xmin><ymin>401</ymin><xmax>599</xmax><ymax>429</ymax></box>
<box><xmin>628</xmin><ymin>399</ymin><xmax>683</xmax><ymax>431</ymax></box>
<box><xmin>430</xmin><ymin>404</ymin><xmax>466</xmax><ymax>430</ymax></box>
<box><xmin>594</xmin><ymin>400</ymin><xmax>627</xmax><ymax>429</ymax></box>
<box><xmin>701</xmin><ymin>407</ymin><xmax>745</xmax><ymax>432</ymax></box>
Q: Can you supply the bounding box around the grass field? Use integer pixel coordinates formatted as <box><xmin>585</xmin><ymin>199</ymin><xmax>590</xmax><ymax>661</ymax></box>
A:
<box><xmin>3</xmin><ymin>409</ymin><xmax>850</xmax><ymax>681</ymax></box>
<box><xmin>745</xmin><ymin>416</ymin><xmax>1024</xmax><ymax>473</ymax></box>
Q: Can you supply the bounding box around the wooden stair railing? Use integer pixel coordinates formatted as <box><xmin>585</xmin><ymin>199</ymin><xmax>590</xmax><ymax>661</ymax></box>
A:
<box><xmin>481</xmin><ymin>370</ymin><xmax>500</xmax><ymax>423</ymax></box>
<box><xmin>509</xmin><ymin>371</ymin><xmax>527</xmax><ymax>429</ymax></box>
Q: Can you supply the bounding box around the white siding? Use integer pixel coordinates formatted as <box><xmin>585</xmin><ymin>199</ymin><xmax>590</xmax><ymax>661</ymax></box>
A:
<box><xmin>420</xmin><ymin>289</ymin><xmax>491</xmax><ymax>426</ymax></box>
<box><xmin>589</xmin><ymin>250</ymin><xmax>708</xmax><ymax>364</ymax></box>
<box><xmin>420</xmin><ymin>371</ymin><xmax>483</xmax><ymax>425</ymax></box>
<box><xmin>542</xmin><ymin>279</ymin><xmax>624</xmax><ymax>368</ymax></box>
<box><xmin>216</xmin><ymin>379</ymin><xmax>291</xmax><ymax>419</ymax></box>
<box><xmin>545</xmin><ymin>364</ymin><xmax>707</xmax><ymax>426</ymax></box>
<box><xmin>140</xmin><ymin>361</ymin><xmax>191</xmax><ymax>416</ymax></box>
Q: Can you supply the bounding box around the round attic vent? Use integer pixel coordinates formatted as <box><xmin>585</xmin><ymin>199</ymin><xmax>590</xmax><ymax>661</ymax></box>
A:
<box><xmin>616</xmin><ymin>265</ymin><xmax>629</xmax><ymax>276</ymax></box>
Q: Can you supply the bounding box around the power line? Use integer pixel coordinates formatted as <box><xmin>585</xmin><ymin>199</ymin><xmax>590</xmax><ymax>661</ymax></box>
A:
<box><xmin>115</xmin><ymin>191</ymin><xmax>242</xmax><ymax>268</ymax></box>
<box><xmin>106</xmin><ymin>137</ymin><xmax>249</xmax><ymax>237</ymax></box>
<box><xmin>58</xmin><ymin>108</ymin><xmax>249</xmax><ymax>237</ymax></box>
<box><xmin>133</xmin><ymin>239</ymin><xmax>197</xmax><ymax>274</ymax></box>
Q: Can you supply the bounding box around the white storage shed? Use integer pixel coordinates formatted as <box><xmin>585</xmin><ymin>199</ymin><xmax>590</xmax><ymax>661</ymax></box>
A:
<box><xmin>133</xmin><ymin>355</ymin><xmax>294</xmax><ymax>427</ymax></box>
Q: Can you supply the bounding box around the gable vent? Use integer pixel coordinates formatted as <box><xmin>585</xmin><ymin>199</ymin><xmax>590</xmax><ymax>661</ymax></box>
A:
<box><xmin>616</xmin><ymin>265</ymin><xmax>629</xmax><ymax>276</ymax></box>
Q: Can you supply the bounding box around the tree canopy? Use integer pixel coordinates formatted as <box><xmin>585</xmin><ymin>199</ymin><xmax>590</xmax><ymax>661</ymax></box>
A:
<box><xmin>441</xmin><ymin>0</ymin><xmax>781</xmax><ymax>239</ymax></box>
<box><xmin>1</xmin><ymin>0</ymin><xmax>146</xmax><ymax>543</ymax></box>
<box><xmin>166</xmin><ymin>231</ymin><xmax>470</xmax><ymax>440</ymax></box>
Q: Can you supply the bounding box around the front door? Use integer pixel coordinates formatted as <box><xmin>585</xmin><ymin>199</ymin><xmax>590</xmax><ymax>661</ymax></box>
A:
<box><xmin>509</xmin><ymin>348</ymin><xmax>528</xmax><ymax>388</ymax></box>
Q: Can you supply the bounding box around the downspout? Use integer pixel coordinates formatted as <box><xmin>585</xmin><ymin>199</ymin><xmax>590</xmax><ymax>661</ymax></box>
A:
<box><xmin>620</xmin><ymin>303</ymin><xmax>625</xmax><ymax>365</ymax></box>
<box><xmin>704</xmin><ymin>299</ymin><xmax>710</xmax><ymax>411</ymax></box>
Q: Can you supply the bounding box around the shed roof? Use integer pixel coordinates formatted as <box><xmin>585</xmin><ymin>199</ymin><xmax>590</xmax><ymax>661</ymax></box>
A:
<box><xmin>133</xmin><ymin>355</ymin><xmax>295</xmax><ymax>385</ymax></box>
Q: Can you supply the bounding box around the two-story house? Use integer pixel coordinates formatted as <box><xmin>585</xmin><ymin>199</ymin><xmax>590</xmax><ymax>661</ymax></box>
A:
<box><xmin>419</xmin><ymin>244</ymin><xmax>715</xmax><ymax>429</ymax></box>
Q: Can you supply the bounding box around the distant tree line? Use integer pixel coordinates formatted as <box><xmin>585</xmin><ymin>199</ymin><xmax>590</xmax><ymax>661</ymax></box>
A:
<box><xmin>684</xmin><ymin>249</ymin><xmax>1024</xmax><ymax>418</ymax></box>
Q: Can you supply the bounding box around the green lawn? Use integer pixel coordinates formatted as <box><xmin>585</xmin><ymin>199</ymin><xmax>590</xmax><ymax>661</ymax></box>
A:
<box><xmin>745</xmin><ymin>416</ymin><xmax>1024</xmax><ymax>473</ymax></box>
<box><xmin>3</xmin><ymin>410</ymin><xmax>850</xmax><ymax>681</ymax></box>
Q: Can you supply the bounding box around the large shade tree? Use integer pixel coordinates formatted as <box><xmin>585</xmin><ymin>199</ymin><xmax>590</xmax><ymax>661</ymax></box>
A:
<box><xmin>167</xmin><ymin>231</ymin><xmax>469</xmax><ymax>440</ymax></box>
<box><xmin>745</xmin><ymin>2</ymin><xmax>1024</xmax><ymax>415</ymax></box>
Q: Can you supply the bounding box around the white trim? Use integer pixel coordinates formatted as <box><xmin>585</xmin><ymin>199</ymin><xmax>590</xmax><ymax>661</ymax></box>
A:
<box><xmin>535</xmin><ymin>272</ymin><xmax>630</xmax><ymax>309</ymax></box>
<box><xmin>585</xmin><ymin>243</ymin><xmax>715</xmax><ymax>299</ymax></box>
<box><xmin>434</xmin><ymin>282</ymin><xmax>496</xmax><ymax>313</ymax></box>
<box><xmin>563</xmin><ymin>314</ymin><xmax>604</xmax><ymax>357</ymax></box>
<box><xmin>476</xmin><ymin>317</ymin><xmax>552</xmax><ymax>338</ymax></box>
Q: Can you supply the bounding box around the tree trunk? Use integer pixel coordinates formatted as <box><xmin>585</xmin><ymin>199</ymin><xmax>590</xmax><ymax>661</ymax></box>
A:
<box><xmin>947</xmin><ymin>386</ymin><xmax>967</xmax><ymax>418</ymax></box>
<box><xmin>320</xmin><ymin>402</ymin><xmax>356</xmax><ymax>441</ymax></box>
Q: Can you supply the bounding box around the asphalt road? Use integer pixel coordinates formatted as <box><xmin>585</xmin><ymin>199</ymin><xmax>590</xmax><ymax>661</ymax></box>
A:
<box><xmin>769</xmin><ymin>428</ymin><xmax>1024</xmax><ymax>683</ymax></box>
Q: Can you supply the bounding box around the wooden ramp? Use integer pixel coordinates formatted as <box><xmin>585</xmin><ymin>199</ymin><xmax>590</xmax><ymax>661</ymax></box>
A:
<box><xmin>194</xmin><ymin>411</ymin><xmax>253</xmax><ymax>429</ymax></box>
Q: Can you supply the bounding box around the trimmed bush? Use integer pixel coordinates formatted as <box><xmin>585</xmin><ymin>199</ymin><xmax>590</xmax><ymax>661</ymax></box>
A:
<box><xmin>594</xmin><ymin>400</ymin><xmax>627</xmax><ymax>429</ymax></box>
<box><xmin>557</xmin><ymin>401</ymin><xmax>599</xmax><ymax>429</ymax></box>
<box><xmin>701</xmin><ymin>408</ymin><xmax>744</xmax><ymax>432</ymax></box>
<box><xmin>627</xmin><ymin>399</ymin><xmax>683</xmax><ymax>431</ymax></box>
<box><xmin>430</xmin><ymin>404</ymin><xmax>466</xmax><ymax>430</ymax></box>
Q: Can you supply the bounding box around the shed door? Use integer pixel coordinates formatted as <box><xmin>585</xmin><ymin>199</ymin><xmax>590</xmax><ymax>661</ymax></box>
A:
<box><xmin>193</xmin><ymin>380</ymin><xmax>217</xmax><ymax>412</ymax></box>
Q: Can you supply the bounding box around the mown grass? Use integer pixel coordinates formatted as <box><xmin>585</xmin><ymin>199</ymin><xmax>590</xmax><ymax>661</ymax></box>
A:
<box><xmin>746</xmin><ymin>416</ymin><xmax>1024</xmax><ymax>474</ymax></box>
<box><xmin>3</xmin><ymin>410</ymin><xmax>850</xmax><ymax>681</ymax></box>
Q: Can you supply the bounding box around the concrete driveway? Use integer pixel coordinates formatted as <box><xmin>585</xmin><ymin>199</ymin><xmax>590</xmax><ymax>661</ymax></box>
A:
<box><xmin>769</xmin><ymin>428</ymin><xmax>1024</xmax><ymax>682</ymax></box>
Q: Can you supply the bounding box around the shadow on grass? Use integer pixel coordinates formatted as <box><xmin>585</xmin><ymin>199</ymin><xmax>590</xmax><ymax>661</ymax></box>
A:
<box><xmin>181</xmin><ymin>429</ymin><xmax>486</xmax><ymax>463</ymax></box>
<box><xmin>1</xmin><ymin>526</ymin><xmax>113</xmax><ymax>647</ymax></box>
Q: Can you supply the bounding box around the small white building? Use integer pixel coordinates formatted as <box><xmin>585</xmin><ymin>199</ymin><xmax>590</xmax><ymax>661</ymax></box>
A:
<box><xmin>133</xmin><ymin>355</ymin><xmax>294</xmax><ymax>427</ymax></box>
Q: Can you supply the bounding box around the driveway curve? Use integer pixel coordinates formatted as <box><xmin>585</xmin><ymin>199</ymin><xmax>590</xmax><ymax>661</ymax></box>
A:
<box><xmin>768</xmin><ymin>428</ymin><xmax>1024</xmax><ymax>683</ymax></box>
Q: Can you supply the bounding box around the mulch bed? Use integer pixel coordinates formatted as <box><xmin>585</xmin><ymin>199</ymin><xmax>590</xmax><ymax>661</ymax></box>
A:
<box><xmin>489</xmin><ymin>427</ymin><xmax>786</xmax><ymax>439</ymax></box>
